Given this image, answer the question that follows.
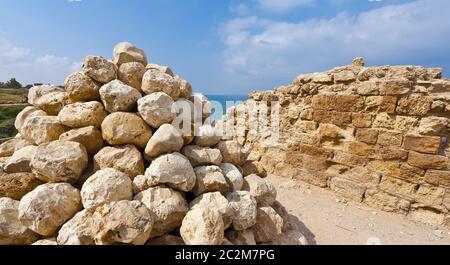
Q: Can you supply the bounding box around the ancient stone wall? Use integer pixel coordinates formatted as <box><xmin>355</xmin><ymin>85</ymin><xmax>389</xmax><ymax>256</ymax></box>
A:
<box><xmin>240</xmin><ymin>58</ymin><xmax>450</xmax><ymax>226</ymax></box>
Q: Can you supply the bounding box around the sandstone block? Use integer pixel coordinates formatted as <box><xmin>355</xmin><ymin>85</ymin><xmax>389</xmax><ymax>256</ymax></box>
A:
<box><xmin>355</xmin><ymin>129</ymin><xmax>378</xmax><ymax>145</ymax></box>
<box><xmin>407</xmin><ymin>152</ymin><xmax>448</xmax><ymax>170</ymax></box>
<box><xmin>365</xmin><ymin>96</ymin><xmax>397</xmax><ymax>113</ymax></box>
<box><xmin>403</xmin><ymin>134</ymin><xmax>441</xmax><ymax>154</ymax></box>
<box><xmin>397</xmin><ymin>95</ymin><xmax>431</xmax><ymax>116</ymax></box>
<box><xmin>424</xmin><ymin>170</ymin><xmax>450</xmax><ymax>188</ymax></box>
<box><xmin>330</xmin><ymin>177</ymin><xmax>366</xmax><ymax>202</ymax></box>
<box><xmin>312</xmin><ymin>95</ymin><xmax>363</xmax><ymax>112</ymax></box>
<box><xmin>352</xmin><ymin>112</ymin><xmax>373</xmax><ymax>128</ymax></box>
<box><xmin>0</xmin><ymin>173</ymin><xmax>42</xmax><ymax>200</ymax></box>
<box><xmin>379</xmin><ymin>176</ymin><xmax>417</xmax><ymax>198</ymax></box>
<box><xmin>377</xmin><ymin>130</ymin><xmax>403</xmax><ymax>147</ymax></box>
<box><xmin>379</xmin><ymin>78</ymin><xmax>412</xmax><ymax>95</ymax></box>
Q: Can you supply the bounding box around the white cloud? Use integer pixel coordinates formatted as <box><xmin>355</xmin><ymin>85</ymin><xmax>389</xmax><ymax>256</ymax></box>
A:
<box><xmin>230</xmin><ymin>3</ymin><xmax>250</xmax><ymax>16</ymax></box>
<box><xmin>220</xmin><ymin>0</ymin><xmax>450</xmax><ymax>91</ymax></box>
<box><xmin>257</xmin><ymin>0</ymin><xmax>314</xmax><ymax>12</ymax></box>
<box><xmin>36</xmin><ymin>54</ymin><xmax>70</xmax><ymax>66</ymax></box>
<box><xmin>0</xmin><ymin>38</ymin><xmax>32</xmax><ymax>61</ymax></box>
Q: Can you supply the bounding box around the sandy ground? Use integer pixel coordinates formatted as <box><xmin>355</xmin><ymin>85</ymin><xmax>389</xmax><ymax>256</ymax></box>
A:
<box><xmin>269</xmin><ymin>175</ymin><xmax>450</xmax><ymax>245</ymax></box>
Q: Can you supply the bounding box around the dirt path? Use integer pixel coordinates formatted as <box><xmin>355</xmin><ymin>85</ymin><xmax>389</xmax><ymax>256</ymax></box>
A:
<box><xmin>269</xmin><ymin>175</ymin><xmax>450</xmax><ymax>245</ymax></box>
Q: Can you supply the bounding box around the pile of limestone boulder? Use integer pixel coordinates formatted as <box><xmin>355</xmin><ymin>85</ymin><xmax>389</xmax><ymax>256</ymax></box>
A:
<box><xmin>0</xmin><ymin>42</ymin><xmax>306</xmax><ymax>245</ymax></box>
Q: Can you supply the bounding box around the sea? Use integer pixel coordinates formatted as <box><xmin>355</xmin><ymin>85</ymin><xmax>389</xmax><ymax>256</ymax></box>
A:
<box><xmin>205</xmin><ymin>94</ymin><xmax>249</xmax><ymax>121</ymax></box>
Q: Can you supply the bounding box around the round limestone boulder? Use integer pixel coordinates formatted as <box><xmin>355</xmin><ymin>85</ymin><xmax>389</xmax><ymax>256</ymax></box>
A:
<box><xmin>181</xmin><ymin>145</ymin><xmax>223</xmax><ymax>167</ymax></box>
<box><xmin>146</xmin><ymin>235</ymin><xmax>185</xmax><ymax>245</ymax></box>
<box><xmin>113</xmin><ymin>42</ymin><xmax>148</xmax><ymax>66</ymax></box>
<box><xmin>81</xmin><ymin>168</ymin><xmax>133</xmax><ymax>210</ymax></box>
<box><xmin>180</xmin><ymin>207</ymin><xmax>224</xmax><ymax>245</ymax></box>
<box><xmin>28</xmin><ymin>85</ymin><xmax>67</xmax><ymax>115</ymax></box>
<box><xmin>99</xmin><ymin>80</ymin><xmax>142</xmax><ymax>113</ymax></box>
<box><xmin>21</xmin><ymin>116</ymin><xmax>67</xmax><ymax>145</ymax></box>
<box><xmin>219</xmin><ymin>163</ymin><xmax>244</xmax><ymax>191</ymax></box>
<box><xmin>32</xmin><ymin>238</ymin><xmax>58</xmax><ymax>245</ymax></box>
<box><xmin>14</xmin><ymin>106</ymin><xmax>47</xmax><ymax>132</ymax></box>
<box><xmin>226</xmin><ymin>191</ymin><xmax>257</xmax><ymax>231</ymax></box>
<box><xmin>31</xmin><ymin>140</ymin><xmax>88</xmax><ymax>183</ymax></box>
<box><xmin>59</xmin><ymin>126</ymin><xmax>104</xmax><ymax>155</ymax></box>
<box><xmin>174</xmin><ymin>75</ymin><xmax>192</xmax><ymax>99</ymax></box>
<box><xmin>132</xmin><ymin>175</ymin><xmax>150</xmax><ymax>194</ymax></box>
<box><xmin>217</xmin><ymin>141</ymin><xmax>249</xmax><ymax>166</ymax></box>
<box><xmin>118</xmin><ymin>62</ymin><xmax>146</xmax><ymax>91</ymax></box>
<box><xmin>190</xmin><ymin>192</ymin><xmax>234</xmax><ymax>229</ymax></box>
<box><xmin>137</xmin><ymin>92</ymin><xmax>175</xmax><ymax>128</ymax></box>
<box><xmin>0</xmin><ymin>173</ymin><xmax>43</xmax><ymax>200</ymax></box>
<box><xmin>101</xmin><ymin>112</ymin><xmax>152</xmax><ymax>149</ymax></box>
<box><xmin>91</xmin><ymin>200</ymin><xmax>154</xmax><ymax>245</ymax></box>
<box><xmin>4</xmin><ymin>146</ymin><xmax>37</xmax><ymax>173</ymax></box>
<box><xmin>225</xmin><ymin>229</ymin><xmax>256</xmax><ymax>245</ymax></box>
<box><xmin>0</xmin><ymin>197</ymin><xmax>39</xmax><ymax>245</ymax></box>
<box><xmin>94</xmin><ymin>145</ymin><xmax>144</xmax><ymax>179</ymax></box>
<box><xmin>144</xmin><ymin>124</ymin><xmax>184</xmax><ymax>159</ymax></box>
<box><xmin>141</xmin><ymin>69</ymin><xmax>180</xmax><ymax>99</ymax></box>
<box><xmin>83</xmin><ymin>55</ymin><xmax>117</xmax><ymax>84</ymax></box>
<box><xmin>145</xmin><ymin>152</ymin><xmax>196</xmax><ymax>192</ymax></box>
<box><xmin>18</xmin><ymin>183</ymin><xmax>82</xmax><ymax>236</ymax></box>
<box><xmin>192</xmin><ymin>166</ymin><xmax>229</xmax><ymax>196</ymax></box>
<box><xmin>0</xmin><ymin>138</ymin><xmax>33</xmax><ymax>158</ymax></box>
<box><xmin>134</xmin><ymin>186</ymin><xmax>188</xmax><ymax>238</ymax></box>
<box><xmin>58</xmin><ymin>101</ymin><xmax>107</xmax><ymax>128</ymax></box>
<box><xmin>242</xmin><ymin>174</ymin><xmax>277</xmax><ymax>205</ymax></box>
<box><xmin>251</xmin><ymin>206</ymin><xmax>283</xmax><ymax>243</ymax></box>
<box><xmin>57</xmin><ymin>209</ymin><xmax>95</xmax><ymax>245</ymax></box>
<box><xmin>146</xmin><ymin>63</ymin><xmax>174</xmax><ymax>77</ymax></box>
<box><xmin>195</xmin><ymin>124</ymin><xmax>221</xmax><ymax>147</ymax></box>
<box><xmin>64</xmin><ymin>72</ymin><xmax>101</xmax><ymax>103</ymax></box>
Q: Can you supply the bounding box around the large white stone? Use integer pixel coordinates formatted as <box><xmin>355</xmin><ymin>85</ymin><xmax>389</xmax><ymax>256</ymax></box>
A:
<box><xmin>58</xmin><ymin>101</ymin><xmax>107</xmax><ymax>128</ymax></box>
<box><xmin>83</xmin><ymin>55</ymin><xmax>117</xmax><ymax>84</ymax></box>
<box><xmin>94</xmin><ymin>145</ymin><xmax>144</xmax><ymax>179</ymax></box>
<box><xmin>113</xmin><ymin>42</ymin><xmax>148</xmax><ymax>66</ymax></box>
<box><xmin>180</xmin><ymin>207</ymin><xmax>224</xmax><ymax>245</ymax></box>
<box><xmin>219</xmin><ymin>163</ymin><xmax>244</xmax><ymax>191</ymax></box>
<box><xmin>190</xmin><ymin>192</ymin><xmax>234</xmax><ymax>229</ymax></box>
<box><xmin>99</xmin><ymin>80</ymin><xmax>142</xmax><ymax>113</ymax></box>
<box><xmin>57</xmin><ymin>210</ymin><xmax>95</xmax><ymax>245</ymax></box>
<box><xmin>226</xmin><ymin>191</ymin><xmax>257</xmax><ymax>231</ymax></box>
<box><xmin>192</xmin><ymin>166</ymin><xmax>229</xmax><ymax>196</ymax></box>
<box><xmin>144</xmin><ymin>124</ymin><xmax>184</xmax><ymax>159</ymax></box>
<box><xmin>28</xmin><ymin>85</ymin><xmax>67</xmax><ymax>115</ymax></box>
<box><xmin>137</xmin><ymin>92</ymin><xmax>175</xmax><ymax>128</ymax></box>
<box><xmin>141</xmin><ymin>69</ymin><xmax>180</xmax><ymax>99</ymax></box>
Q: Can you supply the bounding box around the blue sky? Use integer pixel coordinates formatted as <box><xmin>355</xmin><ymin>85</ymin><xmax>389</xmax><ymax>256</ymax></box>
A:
<box><xmin>0</xmin><ymin>0</ymin><xmax>449</xmax><ymax>94</ymax></box>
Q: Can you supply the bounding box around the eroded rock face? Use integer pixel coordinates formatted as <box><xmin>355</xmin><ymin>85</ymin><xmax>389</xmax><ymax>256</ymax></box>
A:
<box><xmin>195</xmin><ymin>125</ymin><xmax>221</xmax><ymax>147</ymax></box>
<box><xmin>0</xmin><ymin>197</ymin><xmax>39</xmax><ymax>245</ymax></box>
<box><xmin>118</xmin><ymin>62</ymin><xmax>146</xmax><ymax>91</ymax></box>
<box><xmin>0</xmin><ymin>173</ymin><xmax>43</xmax><ymax>200</ymax></box>
<box><xmin>18</xmin><ymin>183</ymin><xmax>82</xmax><ymax>236</ymax></box>
<box><xmin>83</xmin><ymin>56</ymin><xmax>117</xmax><ymax>84</ymax></box>
<box><xmin>91</xmin><ymin>200</ymin><xmax>154</xmax><ymax>245</ymax></box>
<box><xmin>58</xmin><ymin>101</ymin><xmax>107</xmax><ymax>128</ymax></box>
<box><xmin>219</xmin><ymin>163</ymin><xmax>244</xmax><ymax>191</ymax></box>
<box><xmin>174</xmin><ymin>75</ymin><xmax>192</xmax><ymax>99</ymax></box>
<box><xmin>145</xmin><ymin>152</ymin><xmax>196</xmax><ymax>192</ymax></box>
<box><xmin>59</xmin><ymin>126</ymin><xmax>104</xmax><ymax>155</ymax></box>
<box><xmin>192</xmin><ymin>166</ymin><xmax>229</xmax><ymax>196</ymax></box>
<box><xmin>21</xmin><ymin>116</ymin><xmax>67</xmax><ymax>145</ymax></box>
<box><xmin>113</xmin><ymin>42</ymin><xmax>148</xmax><ymax>66</ymax></box>
<box><xmin>101</xmin><ymin>112</ymin><xmax>152</xmax><ymax>149</ymax></box>
<box><xmin>0</xmin><ymin>138</ymin><xmax>32</xmax><ymax>158</ymax></box>
<box><xmin>31</xmin><ymin>140</ymin><xmax>88</xmax><ymax>183</ymax></box>
<box><xmin>242</xmin><ymin>174</ymin><xmax>277</xmax><ymax>205</ymax></box>
<box><xmin>57</xmin><ymin>210</ymin><xmax>95</xmax><ymax>245</ymax></box>
<box><xmin>144</xmin><ymin>124</ymin><xmax>184</xmax><ymax>159</ymax></box>
<box><xmin>94</xmin><ymin>145</ymin><xmax>144</xmax><ymax>179</ymax></box>
<box><xmin>99</xmin><ymin>80</ymin><xmax>142</xmax><ymax>113</ymax></box>
<box><xmin>4</xmin><ymin>146</ymin><xmax>38</xmax><ymax>173</ymax></box>
<box><xmin>64</xmin><ymin>72</ymin><xmax>101</xmax><ymax>103</ymax></box>
<box><xmin>14</xmin><ymin>106</ymin><xmax>47</xmax><ymax>132</ymax></box>
<box><xmin>190</xmin><ymin>192</ymin><xmax>234</xmax><ymax>229</ymax></box>
<box><xmin>180</xmin><ymin>207</ymin><xmax>224</xmax><ymax>245</ymax></box>
<box><xmin>134</xmin><ymin>186</ymin><xmax>188</xmax><ymax>238</ymax></box>
<box><xmin>181</xmin><ymin>145</ymin><xmax>223</xmax><ymax>167</ymax></box>
<box><xmin>251</xmin><ymin>206</ymin><xmax>283</xmax><ymax>243</ymax></box>
<box><xmin>217</xmin><ymin>141</ymin><xmax>248</xmax><ymax>166</ymax></box>
<box><xmin>28</xmin><ymin>85</ymin><xmax>67</xmax><ymax>115</ymax></box>
<box><xmin>81</xmin><ymin>168</ymin><xmax>133</xmax><ymax>210</ymax></box>
<box><xmin>226</xmin><ymin>191</ymin><xmax>257</xmax><ymax>231</ymax></box>
<box><xmin>137</xmin><ymin>92</ymin><xmax>175</xmax><ymax>128</ymax></box>
<box><xmin>141</xmin><ymin>69</ymin><xmax>180</xmax><ymax>99</ymax></box>
<box><xmin>146</xmin><ymin>63</ymin><xmax>174</xmax><ymax>77</ymax></box>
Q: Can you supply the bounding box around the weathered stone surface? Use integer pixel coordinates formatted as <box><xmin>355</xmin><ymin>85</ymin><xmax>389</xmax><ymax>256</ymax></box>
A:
<box><xmin>424</xmin><ymin>170</ymin><xmax>450</xmax><ymax>188</ymax></box>
<box><xmin>219</xmin><ymin>163</ymin><xmax>244</xmax><ymax>191</ymax></box>
<box><xmin>217</xmin><ymin>141</ymin><xmax>248</xmax><ymax>166</ymax></box>
<box><xmin>100</xmin><ymin>80</ymin><xmax>142</xmax><ymax>113</ymax></box>
<box><xmin>14</xmin><ymin>106</ymin><xmax>47</xmax><ymax>132</ymax></box>
<box><xmin>91</xmin><ymin>200</ymin><xmax>154</xmax><ymax>245</ymax></box>
<box><xmin>57</xmin><ymin>210</ymin><xmax>94</xmax><ymax>245</ymax></box>
<box><xmin>83</xmin><ymin>55</ymin><xmax>117</xmax><ymax>84</ymax></box>
<box><xmin>330</xmin><ymin>177</ymin><xmax>366</xmax><ymax>202</ymax></box>
<box><xmin>379</xmin><ymin>78</ymin><xmax>412</xmax><ymax>95</ymax></box>
<box><xmin>226</xmin><ymin>191</ymin><xmax>257</xmax><ymax>231</ymax></box>
<box><xmin>407</xmin><ymin>151</ymin><xmax>448</xmax><ymax>170</ymax></box>
<box><xmin>113</xmin><ymin>42</ymin><xmax>148</xmax><ymax>66</ymax></box>
<box><xmin>0</xmin><ymin>138</ymin><xmax>32</xmax><ymax>158</ymax></box>
<box><xmin>145</xmin><ymin>152</ymin><xmax>196</xmax><ymax>192</ymax></box>
<box><xmin>241</xmin><ymin>161</ymin><xmax>268</xmax><ymax>178</ymax></box>
<box><xmin>190</xmin><ymin>192</ymin><xmax>234</xmax><ymax>229</ymax></box>
<box><xmin>18</xmin><ymin>183</ymin><xmax>82</xmax><ymax>236</ymax></box>
<box><xmin>195</xmin><ymin>124</ymin><xmax>221</xmax><ymax>147</ymax></box>
<box><xmin>352</xmin><ymin>112</ymin><xmax>373</xmax><ymax>128</ymax></box>
<box><xmin>365</xmin><ymin>96</ymin><xmax>397</xmax><ymax>113</ymax></box>
<box><xmin>134</xmin><ymin>186</ymin><xmax>188</xmax><ymax>238</ymax></box>
<box><xmin>28</xmin><ymin>85</ymin><xmax>67</xmax><ymax>115</ymax></box>
<box><xmin>32</xmin><ymin>238</ymin><xmax>58</xmax><ymax>245</ymax></box>
<box><xmin>58</xmin><ymin>101</ymin><xmax>107</xmax><ymax>128</ymax></box>
<box><xmin>251</xmin><ymin>206</ymin><xmax>283</xmax><ymax>243</ymax></box>
<box><xmin>118</xmin><ymin>62</ymin><xmax>146</xmax><ymax>91</ymax></box>
<box><xmin>101</xmin><ymin>112</ymin><xmax>152</xmax><ymax>149</ymax></box>
<box><xmin>81</xmin><ymin>168</ymin><xmax>133</xmax><ymax>210</ymax></box>
<box><xmin>94</xmin><ymin>145</ymin><xmax>144</xmax><ymax>179</ymax></box>
<box><xmin>192</xmin><ymin>166</ymin><xmax>229</xmax><ymax>196</ymax></box>
<box><xmin>181</xmin><ymin>145</ymin><xmax>223</xmax><ymax>167</ymax></box>
<box><xmin>31</xmin><ymin>140</ymin><xmax>88</xmax><ymax>183</ymax></box>
<box><xmin>0</xmin><ymin>173</ymin><xmax>42</xmax><ymax>200</ymax></box>
<box><xmin>377</xmin><ymin>130</ymin><xmax>403</xmax><ymax>147</ymax></box>
<box><xmin>355</xmin><ymin>128</ymin><xmax>379</xmax><ymax>145</ymax></box>
<box><xmin>418</xmin><ymin>117</ymin><xmax>448</xmax><ymax>135</ymax></box>
<box><xmin>175</xmin><ymin>75</ymin><xmax>193</xmax><ymax>99</ymax></box>
<box><xmin>145</xmin><ymin>124</ymin><xmax>184</xmax><ymax>159</ymax></box>
<box><xmin>414</xmin><ymin>185</ymin><xmax>445</xmax><ymax>206</ymax></box>
<box><xmin>379</xmin><ymin>176</ymin><xmax>417</xmax><ymax>198</ymax></box>
<box><xmin>403</xmin><ymin>135</ymin><xmax>441</xmax><ymax>154</ymax></box>
<box><xmin>4</xmin><ymin>146</ymin><xmax>37</xmax><ymax>173</ymax></box>
<box><xmin>146</xmin><ymin>235</ymin><xmax>185</xmax><ymax>245</ymax></box>
<box><xmin>225</xmin><ymin>229</ymin><xmax>256</xmax><ymax>245</ymax></box>
<box><xmin>141</xmin><ymin>69</ymin><xmax>180</xmax><ymax>99</ymax></box>
<box><xmin>312</xmin><ymin>95</ymin><xmax>363</xmax><ymax>112</ymax></box>
<box><xmin>191</xmin><ymin>93</ymin><xmax>212</xmax><ymax>120</ymax></box>
<box><xmin>146</xmin><ymin>63</ymin><xmax>174</xmax><ymax>77</ymax></box>
<box><xmin>64</xmin><ymin>72</ymin><xmax>100</xmax><ymax>103</ymax></box>
<box><xmin>0</xmin><ymin>197</ymin><xmax>39</xmax><ymax>245</ymax></box>
<box><xmin>59</xmin><ymin>126</ymin><xmax>104</xmax><ymax>155</ymax></box>
<box><xmin>137</xmin><ymin>92</ymin><xmax>176</xmax><ymax>128</ymax></box>
<box><xmin>242</xmin><ymin>174</ymin><xmax>277</xmax><ymax>205</ymax></box>
<box><xmin>364</xmin><ymin>189</ymin><xmax>406</xmax><ymax>213</ymax></box>
<box><xmin>408</xmin><ymin>208</ymin><xmax>444</xmax><ymax>226</ymax></box>
<box><xmin>21</xmin><ymin>116</ymin><xmax>67</xmax><ymax>145</ymax></box>
<box><xmin>180</xmin><ymin>207</ymin><xmax>224</xmax><ymax>245</ymax></box>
